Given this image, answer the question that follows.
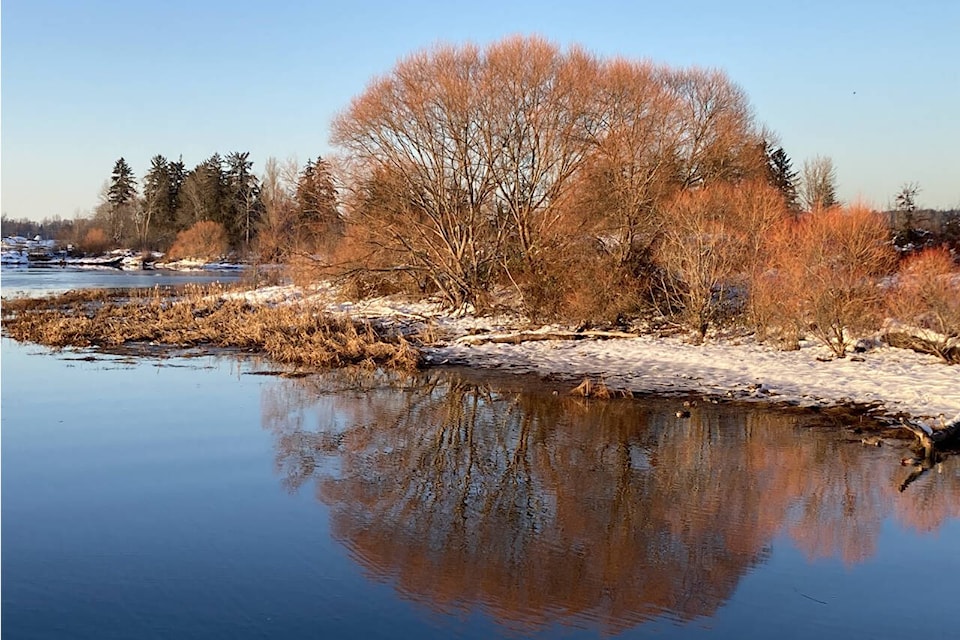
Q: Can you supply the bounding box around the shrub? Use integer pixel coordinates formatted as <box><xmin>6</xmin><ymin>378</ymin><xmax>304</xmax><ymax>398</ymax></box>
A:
<box><xmin>885</xmin><ymin>247</ymin><xmax>960</xmax><ymax>362</ymax></box>
<box><xmin>166</xmin><ymin>220</ymin><xmax>229</xmax><ymax>262</ymax></box>
<box><xmin>78</xmin><ymin>227</ymin><xmax>110</xmax><ymax>255</ymax></box>
<box><xmin>656</xmin><ymin>181</ymin><xmax>786</xmax><ymax>339</ymax></box>
<box><xmin>754</xmin><ymin>204</ymin><xmax>896</xmax><ymax>356</ymax></box>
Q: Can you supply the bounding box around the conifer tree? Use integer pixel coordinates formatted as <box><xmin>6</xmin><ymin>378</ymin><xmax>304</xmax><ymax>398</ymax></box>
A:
<box><xmin>106</xmin><ymin>157</ymin><xmax>138</xmax><ymax>245</ymax></box>
<box><xmin>224</xmin><ymin>151</ymin><xmax>261</xmax><ymax>249</ymax></box>
<box><xmin>765</xmin><ymin>144</ymin><xmax>799</xmax><ymax>212</ymax></box>
<box><xmin>142</xmin><ymin>155</ymin><xmax>173</xmax><ymax>246</ymax></box>
<box><xmin>108</xmin><ymin>157</ymin><xmax>137</xmax><ymax>207</ymax></box>
<box><xmin>296</xmin><ymin>156</ymin><xmax>341</xmax><ymax>250</ymax></box>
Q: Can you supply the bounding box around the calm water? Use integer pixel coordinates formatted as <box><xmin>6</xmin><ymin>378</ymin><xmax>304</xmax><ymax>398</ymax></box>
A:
<box><xmin>3</xmin><ymin>272</ymin><xmax>960</xmax><ymax>639</ymax></box>
<box><xmin>0</xmin><ymin>265</ymin><xmax>243</xmax><ymax>297</ymax></box>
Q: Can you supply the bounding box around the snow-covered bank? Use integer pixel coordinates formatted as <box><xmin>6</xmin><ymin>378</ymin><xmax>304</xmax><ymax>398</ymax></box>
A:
<box><xmin>222</xmin><ymin>283</ymin><xmax>960</xmax><ymax>424</ymax></box>
<box><xmin>431</xmin><ymin>334</ymin><xmax>959</xmax><ymax>422</ymax></box>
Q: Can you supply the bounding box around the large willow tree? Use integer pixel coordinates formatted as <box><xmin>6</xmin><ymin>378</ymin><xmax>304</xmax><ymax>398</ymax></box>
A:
<box><xmin>332</xmin><ymin>35</ymin><xmax>766</xmax><ymax>311</ymax></box>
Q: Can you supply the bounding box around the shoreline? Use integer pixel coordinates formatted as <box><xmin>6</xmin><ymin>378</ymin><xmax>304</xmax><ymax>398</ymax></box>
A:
<box><xmin>3</xmin><ymin>282</ymin><xmax>959</xmax><ymax>430</ymax></box>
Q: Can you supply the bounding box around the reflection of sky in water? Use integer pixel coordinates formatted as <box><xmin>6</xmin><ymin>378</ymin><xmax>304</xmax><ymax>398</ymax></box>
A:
<box><xmin>0</xmin><ymin>266</ymin><xmax>242</xmax><ymax>297</ymax></box>
<box><xmin>3</xmin><ymin>338</ymin><xmax>959</xmax><ymax>640</ymax></box>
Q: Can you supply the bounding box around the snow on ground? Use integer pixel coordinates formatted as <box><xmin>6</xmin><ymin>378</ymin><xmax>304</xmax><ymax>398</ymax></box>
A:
<box><xmin>226</xmin><ymin>283</ymin><xmax>959</xmax><ymax>423</ymax></box>
<box><xmin>431</xmin><ymin>334</ymin><xmax>960</xmax><ymax>423</ymax></box>
<box><xmin>153</xmin><ymin>258</ymin><xmax>247</xmax><ymax>271</ymax></box>
<box><xmin>1</xmin><ymin>251</ymin><xmax>29</xmax><ymax>265</ymax></box>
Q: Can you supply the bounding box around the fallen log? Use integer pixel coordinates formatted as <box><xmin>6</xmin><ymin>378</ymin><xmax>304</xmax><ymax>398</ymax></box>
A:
<box><xmin>899</xmin><ymin>412</ymin><xmax>960</xmax><ymax>459</ymax></box>
<box><xmin>882</xmin><ymin>320</ymin><xmax>960</xmax><ymax>364</ymax></box>
<box><xmin>455</xmin><ymin>329</ymin><xmax>637</xmax><ymax>346</ymax></box>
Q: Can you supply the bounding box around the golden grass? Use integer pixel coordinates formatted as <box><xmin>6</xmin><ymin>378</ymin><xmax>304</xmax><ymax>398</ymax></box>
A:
<box><xmin>1</xmin><ymin>286</ymin><xmax>422</xmax><ymax>371</ymax></box>
<box><xmin>569</xmin><ymin>377</ymin><xmax>614</xmax><ymax>399</ymax></box>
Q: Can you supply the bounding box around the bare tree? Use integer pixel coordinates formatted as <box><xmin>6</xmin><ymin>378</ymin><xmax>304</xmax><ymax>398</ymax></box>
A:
<box><xmin>481</xmin><ymin>36</ymin><xmax>598</xmax><ymax>271</ymax></box>
<box><xmin>666</xmin><ymin>67</ymin><xmax>764</xmax><ymax>189</ymax></box>
<box><xmin>762</xmin><ymin>204</ymin><xmax>895</xmax><ymax>356</ymax></box>
<box><xmin>799</xmin><ymin>155</ymin><xmax>839</xmax><ymax>212</ymax></box>
<box><xmin>256</xmin><ymin>157</ymin><xmax>299</xmax><ymax>263</ymax></box>
<box><xmin>573</xmin><ymin>59</ymin><xmax>679</xmax><ymax>269</ymax></box>
<box><xmin>332</xmin><ymin>40</ymin><xmax>550</xmax><ymax>308</ymax></box>
<box><xmin>331</xmin><ymin>36</ymin><xmax>768</xmax><ymax>314</ymax></box>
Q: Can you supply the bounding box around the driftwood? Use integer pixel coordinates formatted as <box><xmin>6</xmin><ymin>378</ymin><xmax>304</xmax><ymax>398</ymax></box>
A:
<box><xmin>899</xmin><ymin>413</ymin><xmax>960</xmax><ymax>459</ymax></box>
<box><xmin>455</xmin><ymin>330</ymin><xmax>637</xmax><ymax>346</ymax></box>
<box><xmin>882</xmin><ymin>320</ymin><xmax>960</xmax><ymax>364</ymax></box>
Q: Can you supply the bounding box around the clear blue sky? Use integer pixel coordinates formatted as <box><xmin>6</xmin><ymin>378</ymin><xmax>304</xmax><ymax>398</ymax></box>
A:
<box><xmin>3</xmin><ymin>0</ymin><xmax>958</xmax><ymax>221</ymax></box>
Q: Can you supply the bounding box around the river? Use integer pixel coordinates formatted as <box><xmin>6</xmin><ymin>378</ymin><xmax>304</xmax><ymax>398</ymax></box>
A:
<box><xmin>2</xmin><ymin>270</ymin><xmax>959</xmax><ymax>639</ymax></box>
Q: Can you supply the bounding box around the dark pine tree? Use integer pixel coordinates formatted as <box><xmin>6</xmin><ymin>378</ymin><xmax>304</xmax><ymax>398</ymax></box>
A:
<box><xmin>224</xmin><ymin>151</ymin><xmax>261</xmax><ymax>249</ymax></box>
<box><xmin>106</xmin><ymin>157</ymin><xmax>138</xmax><ymax>245</ymax></box>
<box><xmin>168</xmin><ymin>156</ymin><xmax>186</xmax><ymax>215</ymax></box>
<box><xmin>296</xmin><ymin>156</ymin><xmax>342</xmax><ymax>251</ymax></box>
<box><xmin>764</xmin><ymin>144</ymin><xmax>799</xmax><ymax>212</ymax></box>
<box><xmin>142</xmin><ymin>155</ymin><xmax>174</xmax><ymax>247</ymax></box>
<box><xmin>108</xmin><ymin>157</ymin><xmax>137</xmax><ymax>207</ymax></box>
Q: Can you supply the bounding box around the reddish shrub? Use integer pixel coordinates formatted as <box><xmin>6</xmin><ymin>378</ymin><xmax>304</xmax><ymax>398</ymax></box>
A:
<box><xmin>166</xmin><ymin>220</ymin><xmax>229</xmax><ymax>261</ymax></box>
<box><xmin>753</xmin><ymin>204</ymin><xmax>896</xmax><ymax>356</ymax></box>
<box><xmin>78</xmin><ymin>227</ymin><xmax>110</xmax><ymax>255</ymax></box>
<box><xmin>886</xmin><ymin>247</ymin><xmax>960</xmax><ymax>362</ymax></box>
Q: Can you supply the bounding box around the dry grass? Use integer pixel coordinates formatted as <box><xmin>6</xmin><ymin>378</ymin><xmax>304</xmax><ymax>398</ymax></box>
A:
<box><xmin>569</xmin><ymin>377</ymin><xmax>614</xmax><ymax>399</ymax></box>
<box><xmin>1</xmin><ymin>285</ymin><xmax>422</xmax><ymax>371</ymax></box>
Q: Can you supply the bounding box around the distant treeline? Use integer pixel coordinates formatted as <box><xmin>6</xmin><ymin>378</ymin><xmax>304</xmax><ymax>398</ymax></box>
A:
<box><xmin>2</xmin><ymin>152</ymin><xmax>343</xmax><ymax>260</ymax></box>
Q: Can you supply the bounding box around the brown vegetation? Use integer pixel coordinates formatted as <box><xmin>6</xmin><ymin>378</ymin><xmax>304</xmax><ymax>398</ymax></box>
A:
<box><xmin>885</xmin><ymin>247</ymin><xmax>960</xmax><ymax>363</ymax></box>
<box><xmin>78</xmin><ymin>227</ymin><xmax>111</xmax><ymax>254</ymax></box>
<box><xmin>752</xmin><ymin>204</ymin><xmax>896</xmax><ymax>356</ymax></box>
<box><xmin>1</xmin><ymin>286</ymin><xmax>421</xmax><ymax>371</ymax></box>
<box><xmin>331</xmin><ymin>35</ymin><xmax>767</xmax><ymax>315</ymax></box>
<box><xmin>166</xmin><ymin>220</ymin><xmax>229</xmax><ymax>261</ymax></box>
<box><xmin>656</xmin><ymin>181</ymin><xmax>786</xmax><ymax>338</ymax></box>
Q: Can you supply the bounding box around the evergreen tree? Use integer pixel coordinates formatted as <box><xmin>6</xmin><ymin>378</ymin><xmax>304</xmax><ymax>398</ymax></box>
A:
<box><xmin>224</xmin><ymin>151</ymin><xmax>261</xmax><ymax>249</ymax></box>
<box><xmin>141</xmin><ymin>155</ymin><xmax>173</xmax><ymax>246</ymax></box>
<box><xmin>107</xmin><ymin>157</ymin><xmax>138</xmax><ymax>244</ymax></box>
<box><xmin>295</xmin><ymin>156</ymin><xmax>342</xmax><ymax>251</ymax></box>
<box><xmin>764</xmin><ymin>144</ymin><xmax>799</xmax><ymax>212</ymax></box>
<box><xmin>168</xmin><ymin>156</ymin><xmax>186</xmax><ymax>215</ymax></box>
<box><xmin>108</xmin><ymin>157</ymin><xmax>137</xmax><ymax>207</ymax></box>
<box><xmin>894</xmin><ymin>182</ymin><xmax>920</xmax><ymax>218</ymax></box>
<box><xmin>893</xmin><ymin>181</ymin><xmax>923</xmax><ymax>249</ymax></box>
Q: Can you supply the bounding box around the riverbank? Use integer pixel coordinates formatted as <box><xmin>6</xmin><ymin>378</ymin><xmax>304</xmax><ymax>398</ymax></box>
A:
<box><xmin>1</xmin><ymin>286</ymin><xmax>420</xmax><ymax>370</ymax></box>
<box><xmin>3</xmin><ymin>282</ymin><xmax>959</xmax><ymax>428</ymax></box>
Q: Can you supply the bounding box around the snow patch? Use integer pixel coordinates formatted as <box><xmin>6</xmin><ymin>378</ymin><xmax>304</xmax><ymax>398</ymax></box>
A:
<box><xmin>222</xmin><ymin>282</ymin><xmax>960</xmax><ymax>421</ymax></box>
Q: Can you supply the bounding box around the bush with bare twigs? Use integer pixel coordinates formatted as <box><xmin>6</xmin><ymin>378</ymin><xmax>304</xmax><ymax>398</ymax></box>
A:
<box><xmin>78</xmin><ymin>227</ymin><xmax>111</xmax><ymax>255</ymax></box>
<box><xmin>656</xmin><ymin>181</ymin><xmax>786</xmax><ymax>339</ymax></box>
<box><xmin>166</xmin><ymin>220</ymin><xmax>229</xmax><ymax>262</ymax></box>
<box><xmin>885</xmin><ymin>247</ymin><xmax>960</xmax><ymax>363</ymax></box>
<box><xmin>330</xmin><ymin>36</ymin><xmax>766</xmax><ymax>313</ymax></box>
<box><xmin>753</xmin><ymin>204</ymin><xmax>896</xmax><ymax>356</ymax></box>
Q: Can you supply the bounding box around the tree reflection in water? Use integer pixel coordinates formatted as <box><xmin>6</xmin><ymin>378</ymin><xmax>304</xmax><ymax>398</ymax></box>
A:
<box><xmin>260</xmin><ymin>369</ymin><xmax>960</xmax><ymax>634</ymax></box>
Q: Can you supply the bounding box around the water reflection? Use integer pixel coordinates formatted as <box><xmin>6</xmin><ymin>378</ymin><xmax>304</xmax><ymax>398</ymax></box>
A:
<box><xmin>261</xmin><ymin>370</ymin><xmax>960</xmax><ymax>634</ymax></box>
